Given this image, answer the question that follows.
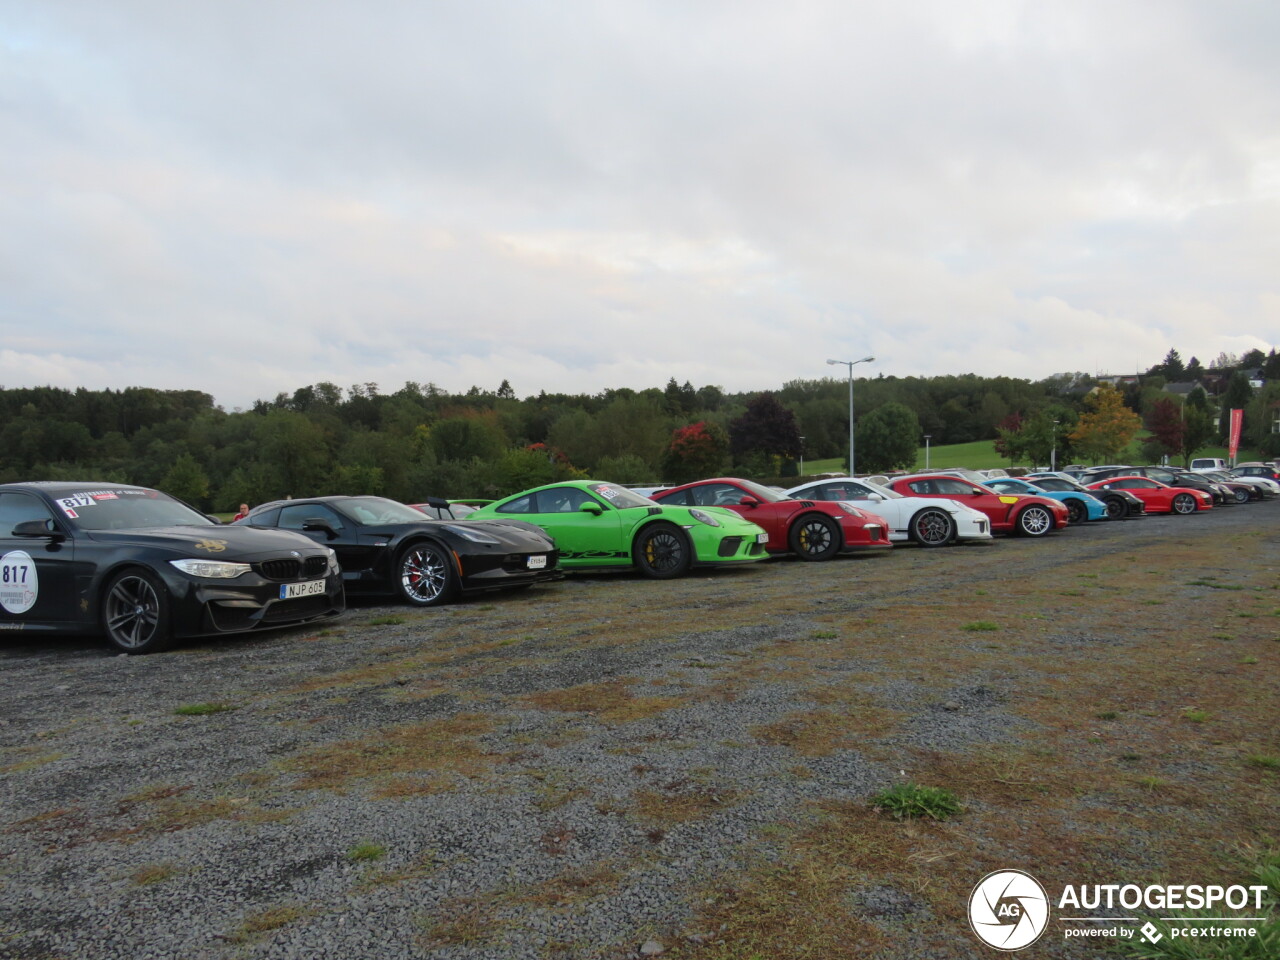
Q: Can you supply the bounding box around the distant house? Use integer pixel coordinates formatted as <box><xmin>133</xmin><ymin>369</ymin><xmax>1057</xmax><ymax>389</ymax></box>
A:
<box><xmin>1096</xmin><ymin>374</ymin><xmax>1140</xmax><ymax>388</ymax></box>
<box><xmin>1163</xmin><ymin>380</ymin><xmax>1204</xmax><ymax>397</ymax></box>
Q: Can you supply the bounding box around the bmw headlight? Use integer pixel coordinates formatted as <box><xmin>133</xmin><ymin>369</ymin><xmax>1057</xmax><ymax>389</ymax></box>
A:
<box><xmin>170</xmin><ymin>559</ymin><xmax>251</xmax><ymax>579</ymax></box>
<box><xmin>326</xmin><ymin>548</ymin><xmax>340</xmax><ymax>575</ymax></box>
<box><xmin>689</xmin><ymin>509</ymin><xmax>721</xmax><ymax>528</ymax></box>
<box><xmin>442</xmin><ymin>524</ymin><xmax>501</xmax><ymax>545</ymax></box>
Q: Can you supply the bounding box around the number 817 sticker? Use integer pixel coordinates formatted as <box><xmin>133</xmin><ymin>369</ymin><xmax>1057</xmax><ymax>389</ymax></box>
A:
<box><xmin>0</xmin><ymin>551</ymin><xmax>39</xmax><ymax>615</ymax></box>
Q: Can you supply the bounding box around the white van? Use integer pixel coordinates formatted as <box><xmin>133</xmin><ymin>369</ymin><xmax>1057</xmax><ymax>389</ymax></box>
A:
<box><xmin>1190</xmin><ymin>457</ymin><xmax>1229</xmax><ymax>473</ymax></box>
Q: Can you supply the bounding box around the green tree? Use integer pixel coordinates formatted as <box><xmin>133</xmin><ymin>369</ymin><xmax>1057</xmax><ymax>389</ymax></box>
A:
<box><xmin>429</xmin><ymin>415</ymin><xmax>507</xmax><ymax>463</ymax></box>
<box><xmin>159</xmin><ymin>453</ymin><xmax>210</xmax><ymax>508</ymax></box>
<box><xmin>993</xmin><ymin>413</ymin><xmax>1026</xmax><ymax>465</ymax></box>
<box><xmin>258</xmin><ymin>410</ymin><xmax>331</xmax><ymax>498</ymax></box>
<box><xmin>1178</xmin><ymin>405</ymin><xmax>1216</xmax><ymax>466</ymax></box>
<box><xmin>855</xmin><ymin>402</ymin><xmax>921</xmax><ymax>473</ymax></box>
<box><xmin>1157</xmin><ymin>349</ymin><xmax>1186</xmax><ymax>381</ymax></box>
<box><xmin>593</xmin><ymin>455</ymin><xmax>653</xmax><ymax>483</ymax></box>
<box><xmin>1069</xmin><ymin>386</ymin><xmax>1141</xmax><ymax>464</ymax></box>
<box><xmin>1245</xmin><ymin>383</ymin><xmax>1280</xmax><ymax>458</ymax></box>
<box><xmin>1218</xmin><ymin>371</ymin><xmax>1254</xmax><ymax>441</ymax></box>
<box><xmin>1021</xmin><ymin>409</ymin><xmax>1075</xmax><ymax>467</ymax></box>
<box><xmin>729</xmin><ymin>392</ymin><xmax>801</xmax><ymax>474</ymax></box>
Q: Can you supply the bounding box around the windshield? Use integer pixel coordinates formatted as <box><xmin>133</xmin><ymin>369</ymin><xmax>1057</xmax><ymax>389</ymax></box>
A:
<box><xmin>1027</xmin><ymin>477</ymin><xmax>1080</xmax><ymax>493</ymax></box>
<box><xmin>855</xmin><ymin>480</ymin><xmax>903</xmax><ymax>500</ymax></box>
<box><xmin>733</xmin><ymin>479</ymin><xmax>787</xmax><ymax>503</ymax></box>
<box><xmin>336</xmin><ymin>497</ymin><xmax>443</xmax><ymax>525</ymax></box>
<box><xmin>588</xmin><ymin>483</ymin><xmax>664</xmax><ymax>509</ymax></box>
<box><xmin>987</xmin><ymin>479</ymin><xmax>1028</xmax><ymax>493</ymax></box>
<box><xmin>54</xmin><ymin>488</ymin><xmax>214</xmax><ymax>530</ymax></box>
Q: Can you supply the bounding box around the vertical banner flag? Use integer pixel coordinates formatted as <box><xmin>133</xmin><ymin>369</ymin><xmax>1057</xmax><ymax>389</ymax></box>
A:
<box><xmin>1228</xmin><ymin>408</ymin><xmax>1243</xmax><ymax>463</ymax></box>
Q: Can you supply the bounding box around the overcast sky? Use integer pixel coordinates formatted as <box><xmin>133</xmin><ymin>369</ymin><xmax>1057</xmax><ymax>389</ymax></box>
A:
<box><xmin>3</xmin><ymin>1</ymin><xmax>1278</xmax><ymax>410</ymax></box>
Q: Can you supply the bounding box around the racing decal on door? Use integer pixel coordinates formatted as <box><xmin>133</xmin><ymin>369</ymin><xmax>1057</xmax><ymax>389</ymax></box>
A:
<box><xmin>0</xmin><ymin>550</ymin><xmax>38</xmax><ymax>615</ymax></box>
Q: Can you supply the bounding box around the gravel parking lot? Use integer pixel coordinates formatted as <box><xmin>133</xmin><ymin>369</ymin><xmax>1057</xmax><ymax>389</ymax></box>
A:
<box><xmin>2</xmin><ymin>503</ymin><xmax>1278</xmax><ymax>960</ymax></box>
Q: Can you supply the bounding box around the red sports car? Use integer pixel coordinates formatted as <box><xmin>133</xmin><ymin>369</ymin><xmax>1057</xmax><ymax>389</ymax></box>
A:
<box><xmin>649</xmin><ymin>477</ymin><xmax>892</xmax><ymax>560</ymax></box>
<box><xmin>885</xmin><ymin>474</ymin><xmax>1069</xmax><ymax>537</ymax></box>
<box><xmin>1084</xmin><ymin>476</ymin><xmax>1213</xmax><ymax>515</ymax></box>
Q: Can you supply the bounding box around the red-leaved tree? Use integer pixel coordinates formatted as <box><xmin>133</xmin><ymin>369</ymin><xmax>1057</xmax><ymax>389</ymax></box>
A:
<box><xmin>662</xmin><ymin>420</ymin><xmax>730</xmax><ymax>482</ymax></box>
<box><xmin>1144</xmin><ymin>398</ymin><xmax>1184</xmax><ymax>460</ymax></box>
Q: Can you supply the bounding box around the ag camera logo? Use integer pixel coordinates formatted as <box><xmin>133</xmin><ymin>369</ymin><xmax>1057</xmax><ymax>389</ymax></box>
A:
<box><xmin>969</xmin><ymin>869</ymin><xmax>1050</xmax><ymax>950</ymax></box>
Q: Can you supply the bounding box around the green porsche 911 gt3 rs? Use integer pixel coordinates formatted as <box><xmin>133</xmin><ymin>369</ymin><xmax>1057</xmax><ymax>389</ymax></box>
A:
<box><xmin>467</xmin><ymin>481</ymin><xmax>770</xmax><ymax>579</ymax></box>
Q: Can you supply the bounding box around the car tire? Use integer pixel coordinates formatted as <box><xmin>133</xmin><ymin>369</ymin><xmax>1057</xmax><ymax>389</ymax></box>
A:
<box><xmin>1015</xmin><ymin>505</ymin><xmax>1054</xmax><ymax>537</ymax></box>
<box><xmin>1171</xmin><ymin>493</ymin><xmax>1197</xmax><ymax>515</ymax></box>
<box><xmin>396</xmin><ymin>541</ymin><xmax>459</xmax><ymax>606</ymax></box>
<box><xmin>102</xmin><ymin>568</ymin><xmax>173</xmax><ymax>654</ymax></box>
<box><xmin>1232</xmin><ymin>487</ymin><xmax>1250</xmax><ymax>504</ymax></box>
<box><xmin>633</xmin><ymin>523</ymin><xmax>691</xmax><ymax>579</ymax></box>
<box><xmin>1101</xmin><ymin>495</ymin><xmax>1128</xmax><ymax>520</ymax></box>
<box><xmin>908</xmin><ymin>508</ymin><xmax>955</xmax><ymax>547</ymax></box>
<box><xmin>789</xmin><ymin>514</ymin><xmax>842</xmax><ymax>561</ymax></box>
<box><xmin>1064</xmin><ymin>498</ymin><xmax>1087</xmax><ymax>525</ymax></box>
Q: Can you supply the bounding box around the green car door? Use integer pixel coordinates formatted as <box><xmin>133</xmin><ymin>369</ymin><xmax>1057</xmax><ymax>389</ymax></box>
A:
<box><xmin>488</xmin><ymin>484</ymin><xmax>629</xmax><ymax>566</ymax></box>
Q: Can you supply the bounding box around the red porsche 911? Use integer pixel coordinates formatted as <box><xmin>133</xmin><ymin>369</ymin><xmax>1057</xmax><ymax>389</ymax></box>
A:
<box><xmin>648</xmin><ymin>477</ymin><xmax>892</xmax><ymax>560</ymax></box>
<box><xmin>885</xmin><ymin>473</ymin><xmax>1069</xmax><ymax>537</ymax></box>
<box><xmin>1083</xmin><ymin>476</ymin><xmax>1213</xmax><ymax>515</ymax></box>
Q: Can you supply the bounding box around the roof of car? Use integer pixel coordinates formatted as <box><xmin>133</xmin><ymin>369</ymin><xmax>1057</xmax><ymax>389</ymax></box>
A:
<box><xmin>0</xmin><ymin>481</ymin><xmax>156</xmax><ymax>496</ymax></box>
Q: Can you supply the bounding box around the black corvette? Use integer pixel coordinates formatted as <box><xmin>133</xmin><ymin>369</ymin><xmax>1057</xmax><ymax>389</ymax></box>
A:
<box><xmin>0</xmin><ymin>482</ymin><xmax>345</xmax><ymax>654</ymax></box>
<box><xmin>237</xmin><ymin>495</ymin><xmax>560</xmax><ymax>606</ymax></box>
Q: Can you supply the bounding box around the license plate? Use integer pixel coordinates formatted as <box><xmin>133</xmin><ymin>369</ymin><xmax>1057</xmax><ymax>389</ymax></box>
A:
<box><xmin>280</xmin><ymin>579</ymin><xmax>326</xmax><ymax>599</ymax></box>
<box><xmin>756</xmin><ymin>533</ymin><xmax>769</xmax><ymax>544</ymax></box>
<box><xmin>527</xmin><ymin>555</ymin><xmax>547</xmax><ymax>570</ymax></box>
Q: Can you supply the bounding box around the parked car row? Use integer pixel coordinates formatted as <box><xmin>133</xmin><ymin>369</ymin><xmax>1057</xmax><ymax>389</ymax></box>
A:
<box><xmin>2</xmin><ymin>461</ymin><xmax>1261</xmax><ymax>654</ymax></box>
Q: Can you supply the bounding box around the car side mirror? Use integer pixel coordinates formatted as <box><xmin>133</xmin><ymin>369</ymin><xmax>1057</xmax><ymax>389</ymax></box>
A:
<box><xmin>579</xmin><ymin>501</ymin><xmax>603</xmax><ymax>516</ymax></box>
<box><xmin>867</xmin><ymin>493</ymin><xmax>884</xmax><ymax>501</ymax></box>
<box><xmin>739</xmin><ymin>496</ymin><xmax>760</xmax><ymax>507</ymax></box>
<box><xmin>12</xmin><ymin>519</ymin><xmax>64</xmax><ymax>542</ymax></box>
<box><xmin>302</xmin><ymin>518</ymin><xmax>339</xmax><ymax>538</ymax></box>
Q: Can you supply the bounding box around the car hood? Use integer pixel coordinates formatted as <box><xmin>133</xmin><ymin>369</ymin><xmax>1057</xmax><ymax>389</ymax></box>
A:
<box><xmin>85</xmin><ymin>525</ymin><xmax>329</xmax><ymax>557</ymax></box>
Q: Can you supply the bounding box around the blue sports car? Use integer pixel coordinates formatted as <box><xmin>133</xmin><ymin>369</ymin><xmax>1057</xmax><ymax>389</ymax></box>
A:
<box><xmin>986</xmin><ymin>476</ymin><xmax>1109</xmax><ymax>525</ymax></box>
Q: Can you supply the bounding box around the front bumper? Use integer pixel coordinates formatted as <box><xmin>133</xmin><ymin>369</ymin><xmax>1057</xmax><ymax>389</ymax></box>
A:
<box><xmin>691</xmin><ymin>531</ymin><xmax>771</xmax><ymax>566</ymax></box>
<box><xmin>457</xmin><ymin>549</ymin><xmax>563</xmax><ymax>592</ymax></box>
<box><xmin>163</xmin><ymin>569</ymin><xmax>346</xmax><ymax>637</ymax></box>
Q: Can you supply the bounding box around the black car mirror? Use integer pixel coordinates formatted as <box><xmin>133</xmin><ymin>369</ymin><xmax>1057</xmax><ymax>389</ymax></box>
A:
<box><xmin>12</xmin><ymin>519</ymin><xmax>64</xmax><ymax>542</ymax></box>
<box><xmin>579</xmin><ymin>502</ymin><xmax>603</xmax><ymax>516</ymax></box>
<box><xmin>302</xmin><ymin>518</ymin><xmax>339</xmax><ymax>538</ymax></box>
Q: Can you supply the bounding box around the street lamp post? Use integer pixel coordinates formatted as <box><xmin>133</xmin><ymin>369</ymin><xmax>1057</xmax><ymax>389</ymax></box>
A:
<box><xmin>827</xmin><ymin>356</ymin><xmax>875</xmax><ymax>475</ymax></box>
<box><xmin>799</xmin><ymin>436</ymin><xmax>805</xmax><ymax>476</ymax></box>
<box><xmin>1051</xmin><ymin>420</ymin><xmax>1060</xmax><ymax>472</ymax></box>
<box><xmin>923</xmin><ymin>434</ymin><xmax>932</xmax><ymax>470</ymax></box>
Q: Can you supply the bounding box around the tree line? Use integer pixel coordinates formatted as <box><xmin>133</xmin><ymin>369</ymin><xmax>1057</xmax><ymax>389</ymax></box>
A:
<box><xmin>1</xmin><ymin>347</ymin><xmax>1275</xmax><ymax>511</ymax></box>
